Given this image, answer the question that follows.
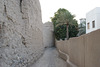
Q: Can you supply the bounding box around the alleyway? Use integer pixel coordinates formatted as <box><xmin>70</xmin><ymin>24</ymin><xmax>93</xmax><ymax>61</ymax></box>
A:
<box><xmin>31</xmin><ymin>48</ymin><xmax>67</xmax><ymax>67</ymax></box>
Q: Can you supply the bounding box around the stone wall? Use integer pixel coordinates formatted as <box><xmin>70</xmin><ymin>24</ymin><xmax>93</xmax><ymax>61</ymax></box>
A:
<box><xmin>43</xmin><ymin>22</ymin><xmax>54</xmax><ymax>48</ymax></box>
<box><xmin>0</xmin><ymin>0</ymin><xmax>44</xmax><ymax>67</ymax></box>
<box><xmin>56</xmin><ymin>29</ymin><xmax>100</xmax><ymax>67</ymax></box>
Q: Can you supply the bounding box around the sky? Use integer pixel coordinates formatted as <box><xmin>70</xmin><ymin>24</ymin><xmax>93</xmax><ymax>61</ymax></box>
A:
<box><xmin>39</xmin><ymin>0</ymin><xmax>100</xmax><ymax>23</ymax></box>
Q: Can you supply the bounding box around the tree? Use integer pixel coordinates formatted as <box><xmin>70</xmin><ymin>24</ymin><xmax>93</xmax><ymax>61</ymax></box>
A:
<box><xmin>54</xmin><ymin>24</ymin><xmax>78</xmax><ymax>40</ymax></box>
<box><xmin>51</xmin><ymin>8</ymin><xmax>78</xmax><ymax>40</ymax></box>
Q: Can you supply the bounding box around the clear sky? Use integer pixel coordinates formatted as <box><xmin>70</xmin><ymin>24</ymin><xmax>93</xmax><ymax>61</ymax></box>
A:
<box><xmin>40</xmin><ymin>0</ymin><xmax>100</xmax><ymax>23</ymax></box>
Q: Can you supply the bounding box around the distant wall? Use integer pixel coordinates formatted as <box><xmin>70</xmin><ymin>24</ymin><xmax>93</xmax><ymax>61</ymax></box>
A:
<box><xmin>56</xmin><ymin>29</ymin><xmax>100</xmax><ymax>67</ymax></box>
<box><xmin>43</xmin><ymin>22</ymin><xmax>54</xmax><ymax>48</ymax></box>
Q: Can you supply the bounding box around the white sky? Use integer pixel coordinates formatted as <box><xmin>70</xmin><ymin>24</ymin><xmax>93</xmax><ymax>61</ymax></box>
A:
<box><xmin>39</xmin><ymin>0</ymin><xmax>100</xmax><ymax>23</ymax></box>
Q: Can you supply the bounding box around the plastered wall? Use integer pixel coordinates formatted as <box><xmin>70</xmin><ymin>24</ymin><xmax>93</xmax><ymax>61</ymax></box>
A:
<box><xmin>56</xmin><ymin>29</ymin><xmax>100</xmax><ymax>67</ymax></box>
<box><xmin>0</xmin><ymin>0</ymin><xmax>44</xmax><ymax>67</ymax></box>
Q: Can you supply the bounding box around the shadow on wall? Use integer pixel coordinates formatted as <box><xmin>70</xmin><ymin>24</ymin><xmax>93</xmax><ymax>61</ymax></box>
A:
<box><xmin>56</xmin><ymin>29</ymin><xmax>100</xmax><ymax>67</ymax></box>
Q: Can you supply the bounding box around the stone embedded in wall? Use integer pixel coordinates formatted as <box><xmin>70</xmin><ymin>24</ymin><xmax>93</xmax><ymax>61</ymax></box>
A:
<box><xmin>0</xmin><ymin>0</ymin><xmax>44</xmax><ymax>67</ymax></box>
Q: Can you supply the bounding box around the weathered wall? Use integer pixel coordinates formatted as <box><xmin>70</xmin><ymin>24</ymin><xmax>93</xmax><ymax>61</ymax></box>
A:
<box><xmin>56</xmin><ymin>29</ymin><xmax>100</xmax><ymax>67</ymax></box>
<box><xmin>43</xmin><ymin>22</ymin><xmax>54</xmax><ymax>48</ymax></box>
<box><xmin>0</xmin><ymin>0</ymin><xmax>44</xmax><ymax>67</ymax></box>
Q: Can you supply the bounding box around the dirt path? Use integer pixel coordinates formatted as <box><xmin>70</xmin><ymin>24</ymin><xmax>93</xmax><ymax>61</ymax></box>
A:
<box><xmin>30</xmin><ymin>48</ymin><xmax>67</xmax><ymax>67</ymax></box>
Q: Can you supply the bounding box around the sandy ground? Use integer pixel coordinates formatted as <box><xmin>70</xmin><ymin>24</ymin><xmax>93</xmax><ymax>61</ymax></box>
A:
<box><xmin>30</xmin><ymin>48</ymin><xmax>67</xmax><ymax>67</ymax></box>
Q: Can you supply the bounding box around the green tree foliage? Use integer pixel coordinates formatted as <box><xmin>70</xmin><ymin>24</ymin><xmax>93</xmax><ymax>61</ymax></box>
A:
<box><xmin>55</xmin><ymin>24</ymin><xmax>78</xmax><ymax>40</ymax></box>
<box><xmin>51</xmin><ymin>8</ymin><xmax>78</xmax><ymax>40</ymax></box>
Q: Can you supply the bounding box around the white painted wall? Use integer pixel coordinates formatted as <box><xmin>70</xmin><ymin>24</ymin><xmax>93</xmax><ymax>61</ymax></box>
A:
<box><xmin>86</xmin><ymin>7</ymin><xmax>100</xmax><ymax>33</ymax></box>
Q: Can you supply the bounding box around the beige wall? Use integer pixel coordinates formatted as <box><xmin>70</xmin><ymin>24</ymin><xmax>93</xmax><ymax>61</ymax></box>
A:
<box><xmin>68</xmin><ymin>37</ymin><xmax>80</xmax><ymax>66</ymax></box>
<box><xmin>56</xmin><ymin>29</ymin><xmax>100</xmax><ymax>67</ymax></box>
<box><xmin>68</xmin><ymin>36</ymin><xmax>85</xmax><ymax>67</ymax></box>
<box><xmin>85</xmin><ymin>29</ymin><xmax>100</xmax><ymax>67</ymax></box>
<box><xmin>56</xmin><ymin>40</ymin><xmax>67</xmax><ymax>60</ymax></box>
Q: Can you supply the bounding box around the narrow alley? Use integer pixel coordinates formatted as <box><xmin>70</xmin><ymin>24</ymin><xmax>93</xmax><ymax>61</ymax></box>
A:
<box><xmin>31</xmin><ymin>48</ymin><xmax>67</xmax><ymax>67</ymax></box>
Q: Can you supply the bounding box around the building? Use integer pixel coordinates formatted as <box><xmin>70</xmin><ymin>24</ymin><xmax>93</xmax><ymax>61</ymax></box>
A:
<box><xmin>80</xmin><ymin>18</ymin><xmax>86</xmax><ymax>27</ymax></box>
<box><xmin>77</xmin><ymin>18</ymin><xmax>86</xmax><ymax>36</ymax></box>
<box><xmin>86</xmin><ymin>7</ymin><xmax>100</xmax><ymax>33</ymax></box>
<box><xmin>80</xmin><ymin>18</ymin><xmax>86</xmax><ymax>23</ymax></box>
